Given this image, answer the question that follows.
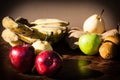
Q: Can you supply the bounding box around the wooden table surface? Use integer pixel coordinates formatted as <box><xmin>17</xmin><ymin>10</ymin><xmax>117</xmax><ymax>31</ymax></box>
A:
<box><xmin>1</xmin><ymin>39</ymin><xmax>120</xmax><ymax>80</ymax></box>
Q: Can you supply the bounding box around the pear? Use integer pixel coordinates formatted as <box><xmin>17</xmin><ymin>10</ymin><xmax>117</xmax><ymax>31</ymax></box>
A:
<box><xmin>104</xmin><ymin>35</ymin><xmax>120</xmax><ymax>45</ymax></box>
<box><xmin>32</xmin><ymin>39</ymin><xmax>53</xmax><ymax>54</ymax></box>
<box><xmin>83</xmin><ymin>10</ymin><xmax>105</xmax><ymax>34</ymax></box>
<box><xmin>99</xmin><ymin>41</ymin><xmax>118</xmax><ymax>59</ymax></box>
<box><xmin>99</xmin><ymin>34</ymin><xmax>120</xmax><ymax>59</ymax></box>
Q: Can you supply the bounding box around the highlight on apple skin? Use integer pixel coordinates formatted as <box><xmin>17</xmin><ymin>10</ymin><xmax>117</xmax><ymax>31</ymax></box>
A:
<box><xmin>35</xmin><ymin>50</ymin><xmax>63</xmax><ymax>77</ymax></box>
<box><xmin>9</xmin><ymin>44</ymin><xmax>35</xmax><ymax>73</ymax></box>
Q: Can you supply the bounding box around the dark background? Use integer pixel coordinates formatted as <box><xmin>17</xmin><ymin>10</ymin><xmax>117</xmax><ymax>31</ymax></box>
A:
<box><xmin>0</xmin><ymin>0</ymin><xmax>120</xmax><ymax>29</ymax></box>
<box><xmin>1</xmin><ymin>0</ymin><xmax>120</xmax><ymax>41</ymax></box>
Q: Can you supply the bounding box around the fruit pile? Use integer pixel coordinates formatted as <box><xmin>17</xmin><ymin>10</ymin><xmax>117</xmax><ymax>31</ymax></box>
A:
<box><xmin>1</xmin><ymin>16</ymin><xmax>68</xmax><ymax>76</ymax></box>
<box><xmin>66</xmin><ymin>10</ymin><xmax>120</xmax><ymax>60</ymax></box>
<box><xmin>1</xmin><ymin>10</ymin><xmax>120</xmax><ymax>77</ymax></box>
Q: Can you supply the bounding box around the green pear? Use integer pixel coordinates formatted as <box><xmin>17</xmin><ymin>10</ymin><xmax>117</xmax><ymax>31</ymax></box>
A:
<box><xmin>83</xmin><ymin>10</ymin><xmax>105</xmax><ymax>34</ymax></box>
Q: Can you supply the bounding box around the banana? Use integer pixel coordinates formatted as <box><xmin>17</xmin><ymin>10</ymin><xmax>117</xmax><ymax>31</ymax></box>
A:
<box><xmin>101</xmin><ymin>28</ymin><xmax>119</xmax><ymax>40</ymax></box>
<box><xmin>2</xmin><ymin>16</ymin><xmax>34</xmax><ymax>36</ymax></box>
<box><xmin>9</xmin><ymin>40</ymin><xmax>24</xmax><ymax>46</ymax></box>
<box><xmin>31</xmin><ymin>19</ymin><xmax>69</xmax><ymax>43</ymax></box>
<box><xmin>65</xmin><ymin>27</ymin><xmax>87</xmax><ymax>49</ymax></box>
<box><xmin>17</xmin><ymin>33</ymin><xmax>39</xmax><ymax>44</ymax></box>
<box><xmin>31</xmin><ymin>19</ymin><xmax>69</xmax><ymax>26</ymax></box>
<box><xmin>15</xmin><ymin>17</ymin><xmax>35</xmax><ymax>27</ymax></box>
<box><xmin>2</xmin><ymin>16</ymin><xmax>18</xmax><ymax>29</ymax></box>
<box><xmin>31</xmin><ymin>25</ymin><xmax>67</xmax><ymax>43</ymax></box>
<box><xmin>1</xmin><ymin>29</ymin><xmax>19</xmax><ymax>42</ymax></box>
<box><xmin>1</xmin><ymin>29</ymin><xmax>24</xmax><ymax>46</ymax></box>
<box><xmin>2</xmin><ymin>16</ymin><xmax>41</xmax><ymax>43</ymax></box>
<box><xmin>2</xmin><ymin>16</ymin><xmax>69</xmax><ymax>44</ymax></box>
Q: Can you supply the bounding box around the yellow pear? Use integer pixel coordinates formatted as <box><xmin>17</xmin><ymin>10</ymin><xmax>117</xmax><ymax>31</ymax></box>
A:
<box><xmin>104</xmin><ymin>35</ymin><xmax>120</xmax><ymax>45</ymax></box>
<box><xmin>99</xmin><ymin>41</ymin><xmax>118</xmax><ymax>59</ymax></box>
<box><xmin>32</xmin><ymin>39</ymin><xmax>53</xmax><ymax>54</ymax></box>
<box><xmin>83</xmin><ymin>10</ymin><xmax>105</xmax><ymax>34</ymax></box>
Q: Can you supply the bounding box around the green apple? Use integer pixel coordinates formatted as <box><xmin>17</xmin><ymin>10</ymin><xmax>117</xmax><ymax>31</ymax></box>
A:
<box><xmin>78</xmin><ymin>33</ymin><xmax>101</xmax><ymax>55</ymax></box>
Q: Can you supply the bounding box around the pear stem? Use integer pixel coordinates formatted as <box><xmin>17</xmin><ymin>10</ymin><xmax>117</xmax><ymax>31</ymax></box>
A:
<box><xmin>100</xmin><ymin>9</ymin><xmax>104</xmax><ymax>17</ymax></box>
<box><xmin>97</xmin><ymin>9</ymin><xmax>104</xmax><ymax>20</ymax></box>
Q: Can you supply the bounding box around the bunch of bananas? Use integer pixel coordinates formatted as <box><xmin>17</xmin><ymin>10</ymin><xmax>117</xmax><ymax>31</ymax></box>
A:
<box><xmin>1</xmin><ymin>16</ymin><xmax>69</xmax><ymax>46</ymax></box>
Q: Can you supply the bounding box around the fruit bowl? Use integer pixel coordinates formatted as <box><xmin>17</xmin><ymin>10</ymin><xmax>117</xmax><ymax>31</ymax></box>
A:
<box><xmin>1</xmin><ymin>39</ymin><xmax>120</xmax><ymax>80</ymax></box>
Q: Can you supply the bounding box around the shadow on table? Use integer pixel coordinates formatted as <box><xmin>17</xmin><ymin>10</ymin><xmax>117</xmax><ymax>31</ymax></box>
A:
<box><xmin>53</xmin><ymin>59</ymin><xmax>104</xmax><ymax>80</ymax></box>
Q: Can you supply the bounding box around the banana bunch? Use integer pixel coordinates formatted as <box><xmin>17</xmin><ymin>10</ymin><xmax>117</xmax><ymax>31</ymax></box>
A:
<box><xmin>31</xmin><ymin>19</ymin><xmax>69</xmax><ymax>43</ymax></box>
<box><xmin>1</xmin><ymin>16</ymin><xmax>69</xmax><ymax>46</ymax></box>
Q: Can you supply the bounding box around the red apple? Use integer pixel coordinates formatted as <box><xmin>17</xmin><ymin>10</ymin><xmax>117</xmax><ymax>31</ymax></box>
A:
<box><xmin>9</xmin><ymin>44</ymin><xmax>35</xmax><ymax>73</ymax></box>
<box><xmin>35</xmin><ymin>50</ymin><xmax>63</xmax><ymax>76</ymax></box>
